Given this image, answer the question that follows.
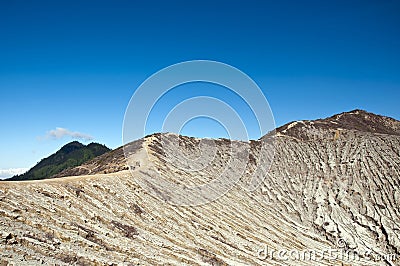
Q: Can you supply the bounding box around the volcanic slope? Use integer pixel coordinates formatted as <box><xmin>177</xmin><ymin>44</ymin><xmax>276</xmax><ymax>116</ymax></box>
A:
<box><xmin>1</xmin><ymin>110</ymin><xmax>399</xmax><ymax>265</ymax></box>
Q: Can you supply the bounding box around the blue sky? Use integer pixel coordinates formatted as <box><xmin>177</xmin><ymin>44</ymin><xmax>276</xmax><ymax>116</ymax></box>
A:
<box><xmin>1</xmin><ymin>0</ymin><xmax>399</xmax><ymax>177</ymax></box>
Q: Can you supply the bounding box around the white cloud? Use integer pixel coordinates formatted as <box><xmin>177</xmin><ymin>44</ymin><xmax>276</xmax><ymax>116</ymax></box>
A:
<box><xmin>44</xmin><ymin>127</ymin><xmax>93</xmax><ymax>141</ymax></box>
<box><xmin>0</xmin><ymin>168</ymin><xmax>29</xmax><ymax>179</ymax></box>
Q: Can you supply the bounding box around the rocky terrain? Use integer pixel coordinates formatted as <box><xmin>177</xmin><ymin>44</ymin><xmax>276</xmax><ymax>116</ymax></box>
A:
<box><xmin>1</xmin><ymin>110</ymin><xmax>399</xmax><ymax>265</ymax></box>
<box><xmin>274</xmin><ymin>109</ymin><xmax>400</xmax><ymax>141</ymax></box>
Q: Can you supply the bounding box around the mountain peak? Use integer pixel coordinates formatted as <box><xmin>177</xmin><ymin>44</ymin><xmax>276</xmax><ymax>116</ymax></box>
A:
<box><xmin>59</xmin><ymin>141</ymin><xmax>85</xmax><ymax>153</ymax></box>
<box><xmin>329</xmin><ymin>109</ymin><xmax>388</xmax><ymax>121</ymax></box>
<box><xmin>275</xmin><ymin>109</ymin><xmax>400</xmax><ymax>141</ymax></box>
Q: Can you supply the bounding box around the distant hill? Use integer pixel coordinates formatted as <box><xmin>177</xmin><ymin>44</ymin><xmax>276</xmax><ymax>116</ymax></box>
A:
<box><xmin>7</xmin><ymin>141</ymin><xmax>110</xmax><ymax>181</ymax></box>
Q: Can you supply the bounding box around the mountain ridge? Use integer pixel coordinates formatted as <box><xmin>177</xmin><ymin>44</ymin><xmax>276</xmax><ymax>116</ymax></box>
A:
<box><xmin>56</xmin><ymin>109</ymin><xmax>400</xmax><ymax>178</ymax></box>
<box><xmin>11</xmin><ymin>110</ymin><xmax>400</xmax><ymax>181</ymax></box>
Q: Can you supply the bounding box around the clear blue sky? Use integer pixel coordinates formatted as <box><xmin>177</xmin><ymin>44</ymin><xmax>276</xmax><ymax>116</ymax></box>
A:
<box><xmin>1</xmin><ymin>0</ymin><xmax>399</xmax><ymax>177</ymax></box>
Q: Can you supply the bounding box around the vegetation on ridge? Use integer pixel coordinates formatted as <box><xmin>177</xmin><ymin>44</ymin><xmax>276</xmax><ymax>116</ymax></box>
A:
<box><xmin>7</xmin><ymin>141</ymin><xmax>110</xmax><ymax>181</ymax></box>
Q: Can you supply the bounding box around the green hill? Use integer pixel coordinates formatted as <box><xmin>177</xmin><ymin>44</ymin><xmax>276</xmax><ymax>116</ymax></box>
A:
<box><xmin>7</xmin><ymin>141</ymin><xmax>110</xmax><ymax>181</ymax></box>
